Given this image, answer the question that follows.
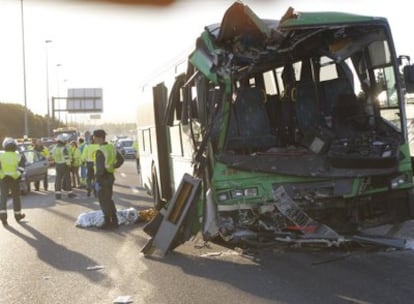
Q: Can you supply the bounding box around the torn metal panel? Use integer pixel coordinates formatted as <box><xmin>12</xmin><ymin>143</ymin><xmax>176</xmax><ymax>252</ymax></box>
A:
<box><xmin>273</xmin><ymin>185</ymin><xmax>339</xmax><ymax>238</ymax></box>
<box><xmin>202</xmin><ymin>188</ymin><xmax>220</xmax><ymax>240</ymax></box>
<box><xmin>216</xmin><ymin>2</ymin><xmax>271</xmax><ymax>43</ymax></box>
<box><xmin>142</xmin><ymin>174</ymin><xmax>201</xmax><ymax>256</ymax></box>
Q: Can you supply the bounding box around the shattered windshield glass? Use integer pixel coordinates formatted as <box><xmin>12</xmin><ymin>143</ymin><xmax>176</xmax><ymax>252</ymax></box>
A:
<box><xmin>185</xmin><ymin>6</ymin><xmax>403</xmax><ymax>177</ymax></box>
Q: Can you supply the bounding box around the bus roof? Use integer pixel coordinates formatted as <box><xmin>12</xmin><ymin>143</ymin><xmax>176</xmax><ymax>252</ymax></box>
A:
<box><xmin>279</xmin><ymin>11</ymin><xmax>386</xmax><ymax>28</ymax></box>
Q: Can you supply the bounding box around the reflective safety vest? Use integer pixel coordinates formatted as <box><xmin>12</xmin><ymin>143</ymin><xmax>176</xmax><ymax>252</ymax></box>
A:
<box><xmin>79</xmin><ymin>142</ymin><xmax>86</xmax><ymax>154</ymax></box>
<box><xmin>40</xmin><ymin>146</ymin><xmax>50</xmax><ymax>159</ymax></box>
<box><xmin>53</xmin><ymin>144</ymin><xmax>70</xmax><ymax>165</ymax></box>
<box><xmin>82</xmin><ymin>144</ymin><xmax>99</xmax><ymax>162</ymax></box>
<box><xmin>0</xmin><ymin>151</ymin><xmax>22</xmax><ymax>179</ymax></box>
<box><xmin>31</xmin><ymin>145</ymin><xmax>50</xmax><ymax>159</ymax></box>
<box><xmin>71</xmin><ymin>146</ymin><xmax>82</xmax><ymax>167</ymax></box>
<box><xmin>94</xmin><ymin>143</ymin><xmax>117</xmax><ymax>174</ymax></box>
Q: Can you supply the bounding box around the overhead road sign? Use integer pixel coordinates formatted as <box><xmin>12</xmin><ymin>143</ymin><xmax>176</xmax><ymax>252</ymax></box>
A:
<box><xmin>67</xmin><ymin>88</ymin><xmax>103</xmax><ymax>113</ymax></box>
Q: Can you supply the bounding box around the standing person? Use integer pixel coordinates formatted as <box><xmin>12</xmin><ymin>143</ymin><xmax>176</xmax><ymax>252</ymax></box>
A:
<box><xmin>32</xmin><ymin>138</ymin><xmax>50</xmax><ymax>191</ymax></box>
<box><xmin>70</xmin><ymin>140</ymin><xmax>81</xmax><ymax>188</ymax></box>
<box><xmin>78</xmin><ymin>137</ymin><xmax>87</xmax><ymax>188</ymax></box>
<box><xmin>81</xmin><ymin>136</ymin><xmax>99</xmax><ymax>197</ymax></box>
<box><xmin>93</xmin><ymin>129</ymin><xmax>124</xmax><ymax>229</ymax></box>
<box><xmin>0</xmin><ymin>137</ymin><xmax>26</xmax><ymax>226</ymax></box>
<box><xmin>52</xmin><ymin>135</ymin><xmax>75</xmax><ymax>199</ymax></box>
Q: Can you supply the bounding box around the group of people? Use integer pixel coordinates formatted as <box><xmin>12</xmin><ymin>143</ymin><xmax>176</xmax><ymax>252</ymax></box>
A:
<box><xmin>0</xmin><ymin>129</ymin><xmax>124</xmax><ymax>230</ymax></box>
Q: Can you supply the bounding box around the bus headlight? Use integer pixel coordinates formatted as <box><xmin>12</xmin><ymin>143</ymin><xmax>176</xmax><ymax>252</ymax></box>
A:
<box><xmin>244</xmin><ymin>187</ymin><xmax>258</xmax><ymax>197</ymax></box>
<box><xmin>217</xmin><ymin>192</ymin><xmax>231</xmax><ymax>202</ymax></box>
<box><xmin>231</xmin><ymin>189</ymin><xmax>244</xmax><ymax>198</ymax></box>
<box><xmin>217</xmin><ymin>187</ymin><xmax>259</xmax><ymax>202</ymax></box>
<box><xmin>390</xmin><ymin>174</ymin><xmax>408</xmax><ymax>189</ymax></box>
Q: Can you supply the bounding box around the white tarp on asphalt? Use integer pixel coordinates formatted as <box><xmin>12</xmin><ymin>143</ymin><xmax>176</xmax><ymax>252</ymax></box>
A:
<box><xmin>75</xmin><ymin>207</ymin><xmax>139</xmax><ymax>228</ymax></box>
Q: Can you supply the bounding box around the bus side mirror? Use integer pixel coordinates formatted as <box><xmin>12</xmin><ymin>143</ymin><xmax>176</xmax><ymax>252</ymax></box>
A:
<box><xmin>404</xmin><ymin>64</ymin><xmax>414</xmax><ymax>93</ymax></box>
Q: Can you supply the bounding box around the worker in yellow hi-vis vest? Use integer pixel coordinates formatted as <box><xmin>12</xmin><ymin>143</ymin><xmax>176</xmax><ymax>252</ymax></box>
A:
<box><xmin>81</xmin><ymin>136</ymin><xmax>100</xmax><ymax>197</ymax></box>
<box><xmin>0</xmin><ymin>137</ymin><xmax>26</xmax><ymax>226</ymax></box>
<box><xmin>52</xmin><ymin>134</ymin><xmax>76</xmax><ymax>200</ymax></box>
<box><xmin>93</xmin><ymin>129</ymin><xmax>124</xmax><ymax>229</ymax></box>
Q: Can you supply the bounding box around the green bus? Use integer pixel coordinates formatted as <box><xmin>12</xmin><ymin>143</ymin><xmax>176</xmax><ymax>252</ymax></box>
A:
<box><xmin>137</xmin><ymin>2</ymin><xmax>414</xmax><ymax>246</ymax></box>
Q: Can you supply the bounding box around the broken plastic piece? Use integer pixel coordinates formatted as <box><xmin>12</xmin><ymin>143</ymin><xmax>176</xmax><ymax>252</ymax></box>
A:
<box><xmin>351</xmin><ymin>234</ymin><xmax>408</xmax><ymax>249</ymax></box>
<box><xmin>86</xmin><ymin>265</ymin><xmax>105</xmax><ymax>271</ymax></box>
<box><xmin>113</xmin><ymin>295</ymin><xmax>133</xmax><ymax>304</ymax></box>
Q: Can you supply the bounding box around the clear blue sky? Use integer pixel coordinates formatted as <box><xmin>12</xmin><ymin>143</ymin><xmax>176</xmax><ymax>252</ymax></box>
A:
<box><xmin>0</xmin><ymin>0</ymin><xmax>411</xmax><ymax>124</ymax></box>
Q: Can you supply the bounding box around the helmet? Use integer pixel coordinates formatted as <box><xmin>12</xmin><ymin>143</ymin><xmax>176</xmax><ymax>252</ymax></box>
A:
<box><xmin>2</xmin><ymin>137</ymin><xmax>17</xmax><ymax>149</ymax></box>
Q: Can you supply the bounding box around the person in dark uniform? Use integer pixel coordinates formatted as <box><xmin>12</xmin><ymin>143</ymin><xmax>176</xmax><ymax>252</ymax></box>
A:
<box><xmin>0</xmin><ymin>137</ymin><xmax>26</xmax><ymax>226</ymax></box>
<box><xmin>93</xmin><ymin>129</ymin><xmax>124</xmax><ymax>229</ymax></box>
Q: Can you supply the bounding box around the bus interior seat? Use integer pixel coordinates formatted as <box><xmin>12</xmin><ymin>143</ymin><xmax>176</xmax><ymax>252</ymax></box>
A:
<box><xmin>319</xmin><ymin>77</ymin><xmax>354</xmax><ymax>125</ymax></box>
<box><xmin>332</xmin><ymin>92</ymin><xmax>366</xmax><ymax>137</ymax></box>
<box><xmin>295</xmin><ymin>81</ymin><xmax>319</xmax><ymax>131</ymax></box>
<box><xmin>267</xmin><ymin>93</ymin><xmax>298</xmax><ymax>147</ymax></box>
<box><xmin>265</xmin><ymin>94</ymin><xmax>279</xmax><ymax>131</ymax></box>
<box><xmin>227</xmin><ymin>87</ymin><xmax>276</xmax><ymax>150</ymax></box>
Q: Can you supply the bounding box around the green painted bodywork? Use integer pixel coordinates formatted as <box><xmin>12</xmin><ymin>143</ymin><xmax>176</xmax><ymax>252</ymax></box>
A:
<box><xmin>189</xmin><ymin>32</ymin><xmax>218</xmax><ymax>84</ymax></box>
<box><xmin>280</xmin><ymin>11</ymin><xmax>386</xmax><ymax>28</ymax></box>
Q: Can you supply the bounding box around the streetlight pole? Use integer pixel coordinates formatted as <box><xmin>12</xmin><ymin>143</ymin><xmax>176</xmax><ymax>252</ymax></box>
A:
<box><xmin>20</xmin><ymin>0</ymin><xmax>28</xmax><ymax>137</ymax></box>
<box><xmin>45</xmin><ymin>40</ymin><xmax>52</xmax><ymax>137</ymax></box>
<box><xmin>56</xmin><ymin>63</ymin><xmax>62</xmax><ymax>124</ymax></box>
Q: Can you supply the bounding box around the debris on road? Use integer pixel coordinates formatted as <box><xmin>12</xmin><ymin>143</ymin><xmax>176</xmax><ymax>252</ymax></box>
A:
<box><xmin>113</xmin><ymin>295</ymin><xmax>133</xmax><ymax>304</ymax></box>
<box><xmin>86</xmin><ymin>265</ymin><xmax>105</xmax><ymax>271</ymax></box>
<box><xmin>137</xmin><ymin>207</ymin><xmax>157</xmax><ymax>222</ymax></box>
<box><xmin>200</xmin><ymin>250</ymin><xmax>241</xmax><ymax>258</ymax></box>
<box><xmin>350</xmin><ymin>234</ymin><xmax>410</xmax><ymax>250</ymax></box>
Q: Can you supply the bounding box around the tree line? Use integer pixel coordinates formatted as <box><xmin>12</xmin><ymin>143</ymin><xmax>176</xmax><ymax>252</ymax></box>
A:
<box><xmin>0</xmin><ymin>102</ymin><xmax>57</xmax><ymax>143</ymax></box>
<box><xmin>0</xmin><ymin>102</ymin><xmax>137</xmax><ymax>145</ymax></box>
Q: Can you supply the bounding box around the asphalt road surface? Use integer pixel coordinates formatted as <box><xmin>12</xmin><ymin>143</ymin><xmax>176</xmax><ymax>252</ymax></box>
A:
<box><xmin>1</xmin><ymin>160</ymin><xmax>414</xmax><ymax>304</ymax></box>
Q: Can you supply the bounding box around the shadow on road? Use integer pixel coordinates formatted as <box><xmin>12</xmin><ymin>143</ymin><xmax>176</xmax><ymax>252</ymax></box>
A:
<box><xmin>4</xmin><ymin>223</ymin><xmax>112</xmax><ymax>285</ymax></box>
<box><xmin>141</xmin><ymin>243</ymin><xmax>414</xmax><ymax>304</ymax></box>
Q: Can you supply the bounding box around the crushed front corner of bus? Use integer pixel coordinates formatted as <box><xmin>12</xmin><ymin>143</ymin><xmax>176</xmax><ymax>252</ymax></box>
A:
<box><xmin>140</xmin><ymin>3</ymin><xmax>414</xmax><ymax>253</ymax></box>
<box><xmin>189</xmin><ymin>3</ymin><xmax>414</xmax><ymax>247</ymax></box>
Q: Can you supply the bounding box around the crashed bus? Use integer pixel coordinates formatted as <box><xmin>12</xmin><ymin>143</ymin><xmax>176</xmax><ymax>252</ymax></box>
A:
<box><xmin>137</xmin><ymin>2</ymin><xmax>414</xmax><ymax>252</ymax></box>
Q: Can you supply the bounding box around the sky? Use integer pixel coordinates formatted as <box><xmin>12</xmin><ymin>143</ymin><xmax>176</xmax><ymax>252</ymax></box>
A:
<box><xmin>0</xmin><ymin>0</ymin><xmax>412</xmax><ymax>128</ymax></box>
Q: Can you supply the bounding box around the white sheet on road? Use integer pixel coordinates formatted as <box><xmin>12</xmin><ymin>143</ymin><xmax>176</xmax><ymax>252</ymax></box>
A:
<box><xmin>75</xmin><ymin>207</ymin><xmax>139</xmax><ymax>228</ymax></box>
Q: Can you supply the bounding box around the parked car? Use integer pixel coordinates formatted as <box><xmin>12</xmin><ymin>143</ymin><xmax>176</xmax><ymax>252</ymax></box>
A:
<box><xmin>0</xmin><ymin>150</ymin><xmax>49</xmax><ymax>194</ymax></box>
<box><xmin>20</xmin><ymin>149</ymin><xmax>49</xmax><ymax>194</ymax></box>
<box><xmin>116</xmin><ymin>138</ymin><xmax>136</xmax><ymax>159</ymax></box>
